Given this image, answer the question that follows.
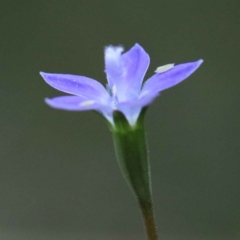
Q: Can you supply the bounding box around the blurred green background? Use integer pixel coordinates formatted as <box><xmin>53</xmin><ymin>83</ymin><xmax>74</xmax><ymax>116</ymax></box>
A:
<box><xmin>0</xmin><ymin>0</ymin><xmax>239</xmax><ymax>239</ymax></box>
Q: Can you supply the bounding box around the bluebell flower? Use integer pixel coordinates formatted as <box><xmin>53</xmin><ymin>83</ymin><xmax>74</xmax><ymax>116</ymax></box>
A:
<box><xmin>40</xmin><ymin>44</ymin><xmax>203</xmax><ymax>125</ymax></box>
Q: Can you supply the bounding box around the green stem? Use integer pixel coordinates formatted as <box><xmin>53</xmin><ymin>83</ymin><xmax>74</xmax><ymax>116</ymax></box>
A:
<box><xmin>111</xmin><ymin>110</ymin><xmax>159</xmax><ymax>240</ymax></box>
<box><xmin>139</xmin><ymin>199</ymin><xmax>158</xmax><ymax>240</ymax></box>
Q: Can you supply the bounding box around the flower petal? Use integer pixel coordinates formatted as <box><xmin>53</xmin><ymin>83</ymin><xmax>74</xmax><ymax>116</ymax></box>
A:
<box><xmin>104</xmin><ymin>44</ymin><xmax>150</xmax><ymax>101</ymax></box>
<box><xmin>117</xmin><ymin>92</ymin><xmax>159</xmax><ymax>125</ymax></box>
<box><xmin>45</xmin><ymin>96</ymin><xmax>113</xmax><ymax>123</ymax></box>
<box><xmin>104</xmin><ymin>45</ymin><xmax>124</xmax><ymax>89</ymax></box>
<box><xmin>40</xmin><ymin>72</ymin><xmax>109</xmax><ymax>102</ymax></box>
<box><xmin>142</xmin><ymin>59</ymin><xmax>203</xmax><ymax>93</ymax></box>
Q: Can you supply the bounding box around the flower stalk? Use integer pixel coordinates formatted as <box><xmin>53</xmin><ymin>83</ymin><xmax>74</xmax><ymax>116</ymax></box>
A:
<box><xmin>111</xmin><ymin>109</ymin><xmax>158</xmax><ymax>240</ymax></box>
<box><xmin>139</xmin><ymin>199</ymin><xmax>158</xmax><ymax>240</ymax></box>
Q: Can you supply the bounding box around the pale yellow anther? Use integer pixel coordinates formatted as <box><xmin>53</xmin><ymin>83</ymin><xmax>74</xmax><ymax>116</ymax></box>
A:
<box><xmin>155</xmin><ymin>63</ymin><xmax>174</xmax><ymax>73</ymax></box>
<box><xmin>80</xmin><ymin>100</ymin><xmax>95</xmax><ymax>107</ymax></box>
<box><xmin>112</xmin><ymin>84</ymin><xmax>117</xmax><ymax>96</ymax></box>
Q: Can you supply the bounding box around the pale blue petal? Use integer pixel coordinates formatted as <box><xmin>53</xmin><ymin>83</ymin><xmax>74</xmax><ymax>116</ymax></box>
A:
<box><xmin>40</xmin><ymin>72</ymin><xmax>110</xmax><ymax>103</ymax></box>
<box><xmin>104</xmin><ymin>44</ymin><xmax>149</xmax><ymax>102</ymax></box>
<box><xmin>104</xmin><ymin>46</ymin><xmax>124</xmax><ymax>89</ymax></box>
<box><xmin>142</xmin><ymin>60</ymin><xmax>203</xmax><ymax>93</ymax></box>
<box><xmin>116</xmin><ymin>92</ymin><xmax>159</xmax><ymax>125</ymax></box>
<box><xmin>45</xmin><ymin>96</ymin><xmax>113</xmax><ymax>123</ymax></box>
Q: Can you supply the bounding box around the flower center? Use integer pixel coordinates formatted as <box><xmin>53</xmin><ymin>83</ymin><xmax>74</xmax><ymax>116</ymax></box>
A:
<box><xmin>111</xmin><ymin>84</ymin><xmax>118</xmax><ymax>109</ymax></box>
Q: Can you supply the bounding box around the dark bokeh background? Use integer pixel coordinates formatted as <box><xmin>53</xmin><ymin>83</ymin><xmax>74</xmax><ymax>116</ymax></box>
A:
<box><xmin>0</xmin><ymin>0</ymin><xmax>239</xmax><ymax>239</ymax></box>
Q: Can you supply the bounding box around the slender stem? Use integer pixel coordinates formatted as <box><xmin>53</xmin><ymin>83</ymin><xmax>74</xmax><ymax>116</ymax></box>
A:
<box><xmin>139</xmin><ymin>199</ymin><xmax>158</xmax><ymax>240</ymax></box>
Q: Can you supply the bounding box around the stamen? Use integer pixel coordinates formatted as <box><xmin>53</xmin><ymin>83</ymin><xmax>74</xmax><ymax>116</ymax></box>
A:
<box><xmin>112</xmin><ymin>84</ymin><xmax>117</xmax><ymax>96</ymax></box>
<box><xmin>80</xmin><ymin>100</ymin><xmax>95</xmax><ymax>107</ymax></box>
<box><xmin>111</xmin><ymin>84</ymin><xmax>118</xmax><ymax>109</ymax></box>
<box><xmin>139</xmin><ymin>90</ymin><xmax>149</xmax><ymax>98</ymax></box>
<box><xmin>155</xmin><ymin>63</ymin><xmax>174</xmax><ymax>73</ymax></box>
<box><xmin>106</xmin><ymin>83</ymin><xmax>111</xmax><ymax>94</ymax></box>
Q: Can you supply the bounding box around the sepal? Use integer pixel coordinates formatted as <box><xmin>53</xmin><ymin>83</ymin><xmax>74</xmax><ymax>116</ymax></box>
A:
<box><xmin>111</xmin><ymin>108</ymin><xmax>152</xmax><ymax>202</ymax></box>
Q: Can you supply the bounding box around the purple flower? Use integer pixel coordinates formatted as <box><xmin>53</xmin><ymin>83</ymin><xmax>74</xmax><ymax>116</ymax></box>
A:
<box><xmin>40</xmin><ymin>44</ymin><xmax>203</xmax><ymax>125</ymax></box>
